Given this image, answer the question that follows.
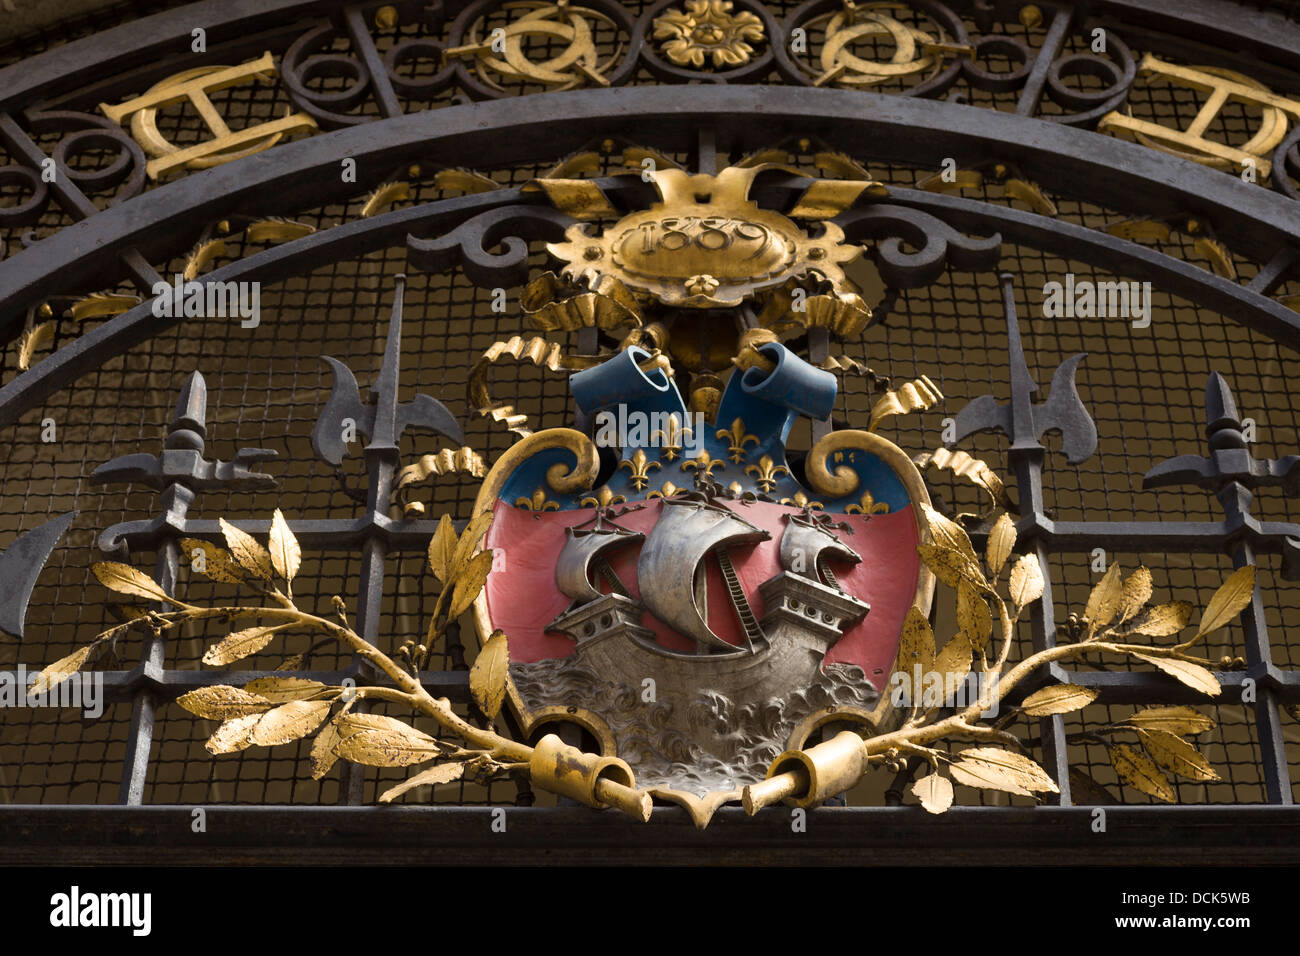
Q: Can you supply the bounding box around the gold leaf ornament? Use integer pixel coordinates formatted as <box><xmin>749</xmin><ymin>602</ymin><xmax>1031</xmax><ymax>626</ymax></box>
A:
<box><xmin>985</xmin><ymin>512</ymin><xmax>1016</xmax><ymax>578</ymax></box>
<box><xmin>1122</xmin><ymin>601</ymin><xmax>1193</xmax><ymax>637</ymax></box>
<box><xmin>177</xmin><ymin>685</ymin><xmax>274</xmax><ymax>720</ymax></box>
<box><xmin>310</xmin><ymin>720</ymin><xmax>341</xmax><ymax>779</ymax></box>
<box><xmin>1124</xmin><ymin>705</ymin><xmax>1215</xmax><ymax>736</ymax></box>
<box><xmin>331</xmin><ymin>713</ymin><xmax>447</xmax><ymax>768</ymax></box>
<box><xmin>912</xmin><ymin>773</ymin><xmax>954</xmax><ymax>814</ymax></box>
<box><xmin>268</xmin><ymin>508</ymin><xmax>302</xmax><ymax>584</ymax></box>
<box><xmin>948</xmin><ymin>747</ymin><xmax>1059</xmax><ymax>796</ymax></box>
<box><xmin>1007</xmin><ymin>553</ymin><xmax>1045</xmax><ymax>609</ymax></box>
<box><xmin>202</xmin><ymin>624</ymin><xmax>290</xmax><ymax>666</ymax></box>
<box><xmin>179</xmin><ymin>538</ymin><xmax>246</xmax><ymax>584</ymax></box>
<box><xmin>27</xmin><ymin>643</ymin><xmax>101</xmax><ymax>697</ymax></box>
<box><xmin>470</xmin><ymin>629</ymin><xmax>510</xmax><ymax>720</ymax></box>
<box><xmin>241</xmin><ymin>677</ymin><xmax>327</xmax><ymax>702</ymax></box>
<box><xmin>92</xmin><ymin>561</ymin><xmax>182</xmax><ymax>606</ymax></box>
<box><xmin>378</xmin><ymin>762</ymin><xmax>466</xmax><ymax>804</ymax></box>
<box><xmin>1117</xmin><ymin>566</ymin><xmax>1153</xmax><ymax>625</ymax></box>
<box><xmin>1020</xmin><ymin>684</ymin><xmax>1098</xmax><ymax>717</ymax></box>
<box><xmin>449</xmin><ymin>550</ymin><xmax>495</xmax><ymax>622</ymax></box>
<box><xmin>1132</xmin><ymin>653</ymin><xmax>1221</xmax><ymax>697</ymax></box>
<box><xmin>205</xmin><ymin>713</ymin><xmax>264</xmax><ymax>755</ymax></box>
<box><xmin>1108</xmin><ymin>743</ymin><xmax>1175</xmax><ymax>802</ymax></box>
<box><xmin>1193</xmin><ymin>565</ymin><xmax>1256</xmax><ymax>642</ymax></box>
<box><xmin>1083</xmin><ymin>563</ymin><xmax>1123</xmax><ymax>633</ymax></box>
<box><xmin>426</xmin><ymin>514</ymin><xmax>458</xmax><ymax>582</ymax></box>
<box><xmin>219</xmin><ymin>517</ymin><xmax>274</xmax><ymax>581</ymax></box>
<box><xmin>248</xmin><ymin>699</ymin><xmax>333</xmax><ymax>747</ymax></box>
<box><xmin>956</xmin><ymin>581</ymin><xmax>992</xmax><ymax>651</ymax></box>
<box><xmin>1138</xmin><ymin>729</ymin><xmax>1218</xmax><ymax>782</ymax></box>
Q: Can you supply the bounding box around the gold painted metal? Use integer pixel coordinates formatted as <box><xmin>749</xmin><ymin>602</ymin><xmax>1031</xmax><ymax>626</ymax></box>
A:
<box><xmin>15</xmin><ymin>321</ymin><xmax>55</xmax><ymax>371</ymax></box>
<box><xmin>515</xmin><ymin>487</ymin><xmax>562</xmax><ymax>511</ymax></box>
<box><xmin>755</xmin><ymin>730</ymin><xmax>867</xmax><ymax>809</ymax></box>
<box><xmin>68</xmin><ymin>292</ymin><xmax>141</xmax><ymax>321</ymax></box>
<box><xmin>245</xmin><ymin>218</ymin><xmax>316</xmax><ymax>242</ymax></box>
<box><xmin>717</xmin><ymin>417</ymin><xmax>760</xmax><ymax>463</ymax></box>
<box><xmin>544</xmin><ymin>162</ymin><xmax>878</xmax><ymax>309</ymax></box>
<box><xmin>867</xmin><ymin>374</ymin><xmax>943</xmax><ymax>432</ymax></box>
<box><xmin>618</xmin><ymin>448</ymin><xmax>662</xmax><ymax>490</ymax></box>
<box><xmin>521</xmin><ymin>178</ymin><xmax>620</xmax><ymax>220</ymax></box>
<box><xmin>362</xmin><ymin>181</ymin><xmax>412</xmax><ymax>218</ymax></box>
<box><xmin>681</xmin><ymin>448</ymin><xmax>727</xmax><ymax>478</ymax></box>
<box><xmin>445</xmin><ymin>0</ymin><xmax>622</xmax><ymax>91</ymax></box>
<box><xmin>1193</xmin><ymin>237</ymin><xmax>1237</xmax><ymax>279</ymax></box>
<box><xmin>689</xmin><ymin>372</ymin><xmax>724</xmax><ymax>421</ymax></box>
<box><xmin>732</xmin><ymin>327</ymin><xmax>779</xmax><ymax>373</ymax></box>
<box><xmin>745</xmin><ymin>454</ymin><xmax>790</xmax><ymax>492</ymax></box>
<box><xmin>844</xmin><ymin>491</ymin><xmax>890</xmax><ymax>514</ymax></box>
<box><xmin>433</xmin><ymin>168</ymin><xmax>503</xmax><ymax>195</ymax></box>
<box><xmin>1099</xmin><ymin>55</ymin><xmax>1300</xmax><ymax>177</ymax></box>
<box><xmin>760</xmin><ymin>287</ymin><xmax>872</xmax><ymax>338</ymax></box>
<box><xmin>579</xmin><ymin>485</ymin><xmax>627</xmax><ymax>508</ymax></box>
<box><xmin>651</xmin><ymin>413</ymin><xmax>692</xmax><ymax>461</ymax></box>
<box><xmin>374</xmin><ymin>4</ymin><xmax>399</xmax><ymax>29</ymax></box>
<box><xmin>786</xmin><ymin>706</ymin><xmax>876</xmax><ymax>750</ymax></box>
<box><xmin>100</xmin><ymin>52</ymin><xmax>317</xmax><ymax>179</ymax></box>
<box><xmin>521</xmin><ymin>271</ymin><xmax>643</xmax><ymax>332</ymax></box>
<box><xmin>528</xmin><ymin>733</ymin><xmax>649</xmax><ymax>816</ymax></box>
<box><xmin>653</xmin><ymin>0</ymin><xmax>765</xmax><ymax>69</ymax></box>
<box><xmin>787</xmin><ymin>178</ymin><xmax>888</xmax><ymax>218</ymax></box>
<box><xmin>913</xmin><ymin>446</ymin><xmax>1011</xmax><ymax>519</ymax></box>
<box><xmin>778</xmin><ymin>491</ymin><xmax>824</xmax><ymax>509</ymax></box>
<box><xmin>394</xmin><ymin>447</ymin><xmax>489</xmax><ymax>505</ymax></box>
<box><xmin>470</xmin><ymin>336</ymin><xmax>580</xmax><ymax>437</ymax></box>
<box><xmin>183</xmin><ymin>238</ymin><xmax>226</xmax><ymax>280</ymax></box>
<box><xmin>647</xmin><ymin>480</ymin><xmax>686</xmax><ymax>499</ymax></box>
<box><xmin>801</xmin><ymin>2</ymin><xmax>972</xmax><ymax>89</ymax></box>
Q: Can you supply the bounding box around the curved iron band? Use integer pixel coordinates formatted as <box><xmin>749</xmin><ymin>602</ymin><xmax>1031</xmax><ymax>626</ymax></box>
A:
<box><xmin>1</xmin><ymin>177</ymin><xmax>1297</xmax><ymax>435</ymax></box>
<box><xmin>4</xmin><ymin>86</ymin><xmax>1300</xmax><ymax>330</ymax></box>
<box><xmin>3</xmin><ymin>0</ymin><xmax>1300</xmax><ymax>115</ymax></box>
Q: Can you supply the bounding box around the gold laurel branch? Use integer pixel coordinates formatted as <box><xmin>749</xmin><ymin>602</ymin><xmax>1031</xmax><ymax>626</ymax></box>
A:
<box><xmin>245</xmin><ymin>217</ymin><xmax>316</xmax><ymax>242</ymax></box>
<box><xmin>184</xmin><ymin>237</ymin><xmax>227</xmax><ymax>280</ymax></box>
<box><xmin>867</xmin><ymin>375</ymin><xmax>943</xmax><ymax>432</ymax></box>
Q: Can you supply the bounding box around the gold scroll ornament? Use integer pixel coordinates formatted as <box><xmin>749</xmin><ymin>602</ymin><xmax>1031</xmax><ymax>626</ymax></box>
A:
<box><xmin>799</xmin><ymin>1</ymin><xmax>971</xmax><ymax>88</ymax></box>
<box><xmin>100</xmin><ymin>52</ymin><xmax>317</xmax><ymax>180</ymax></box>
<box><xmin>1099</xmin><ymin>54</ymin><xmax>1300</xmax><ymax>179</ymax></box>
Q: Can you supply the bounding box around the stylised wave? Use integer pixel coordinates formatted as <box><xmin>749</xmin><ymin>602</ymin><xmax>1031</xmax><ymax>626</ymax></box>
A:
<box><xmin>510</xmin><ymin>658</ymin><xmax>879</xmax><ymax>795</ymax></box>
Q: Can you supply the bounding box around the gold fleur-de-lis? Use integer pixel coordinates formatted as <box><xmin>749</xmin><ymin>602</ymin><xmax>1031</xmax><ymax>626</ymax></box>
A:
<box><xmin>647</xmin><ymin>480</ymin><xmax>684</xmax><ymax>499</ymax></box>
<box><xmin>845</xmin><ymin>491</ymin><xmax>890</xmax><ymax>515</ymax></box>
<box><xmin>779</xmin><ymin>491</ymin><xmax>825</xmax><ymax>509</ymax></box>
<box><xmin>716</xmin><ymin>417</ymin><xmax>759</xmax><ymax>463</ymax></box>
<box><xmin>515</xmin><ymin>487</ymin><xmax>561</xmax><ymax>511</ymax></box>
<box><xmin>682</xmin><ymin>449</ymin><xmax>726</xmax><ymax>478</ymax></box>
<box><xmin>619</xmin><ymin>449</ymin><xmax>662</xmax><ymax>491</ymax></box>
<box><xmin>653</xmin><ymin>413</ymin><xmax>692</xmax><ymax>462</ymax></box>
<box><xmin>744</xmin><ymin>454</ymin><xmax>790</xmax><ymax>493</ymax></box>
<box><xmin>579</xmin><ymin>486</ymin><xmax>627</xmax><ymax>508</ymax></box>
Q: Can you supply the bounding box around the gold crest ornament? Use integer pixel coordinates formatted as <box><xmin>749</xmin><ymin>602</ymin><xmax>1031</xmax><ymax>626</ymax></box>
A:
<box><xmin>541</xmin><ymin>162</ymin><xmax>885</xmax><ymax>308</ymax></box>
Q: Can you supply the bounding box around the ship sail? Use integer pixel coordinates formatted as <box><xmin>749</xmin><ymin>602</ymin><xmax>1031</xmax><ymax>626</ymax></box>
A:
<box><xmin>555</xmin><ymin>525</ymin><xmax>644</xmax><ymax>604</ymax></box>
<box><xmin>779</xmin><ymin>515</ymin><xmax>859</xmax><ymax>590</ymax></box>
<box><xmin>637</xmin><ymin>499</ymin><xmax>769</xmax><ymax>652</ymax></box>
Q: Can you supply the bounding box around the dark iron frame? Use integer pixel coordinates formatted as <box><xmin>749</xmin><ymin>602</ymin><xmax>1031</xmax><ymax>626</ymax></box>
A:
<box><xmin>0</xmin><ymin>0</ymin><xmax>1298</xmax><ymax>862</ymax></box>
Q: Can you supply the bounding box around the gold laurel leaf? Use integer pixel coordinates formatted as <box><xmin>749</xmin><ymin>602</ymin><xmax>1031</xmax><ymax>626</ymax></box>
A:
<box><xmin>1008</xmin><ymin>553</ymin><xmax>1045</xmax><ymax>609</ymax></box>
<box><xmin>219</xmin><ymin>517</ymin><xmax>273</xmax><ymax>581</ymax></box>
<box><xmin>1108</xmin><ymin>743</ymin><xmax>1175</xmax><ymax>802</ymax></box>
<box><xmin>179</xmin><ymin>538</ymin><xmax>246</xmax><ymax>584</ymax></box>
<box><xmin>470</xmin><ymin>629</ymin><xmax>510</xmax><ymax>720</ymax></box>
<box><xmin>956</xmin><ymin>581</ymin><xmax>993</xmax><ymax>652</ymax></box>
<box><xmin>91</xmin><ymin>561</ymin><xmax>178</xmax><ymax>605</ymax></box>
<box><xmin>986</xmin><ymin>512</ymin><xmax>1016</xmax><ymax>578</ymax></box>
<box><xmin>249</xmin><ymin>699</ymin><xmax>333</xmax><ymax>748</ymax></box>
<box><xmin>310</xmin><ymin>720</ymin><xmax>341</xmax><ymax>779</ymax></box>
<box><xmin>1122</xmin><ymin>601</ymin><xmax>1193</xmax><ymax>637</ymax></box>
<box><xmin>378</xmin><ymin>762</ymin><xmax>466</xmax><ymax>804</ymax></box>
<box><xmin>177</xmin><ymin>685</ymin><xmax>274</xmax><ymax>720</ymax></box>
<box><xmin>911</xmin><ymin>773</ymin><xmax>954</xmax><ymax>814</ymax></box>
<box><xmin>17</xmin><ymin>320</ymin><xmax>55</xmax><ymax>371</ymax></box>
<box><xmin>1020</xmin><ymin>684</ymin><xmax>1099</xmax><ymax>717</ymax></box>
<box><xmin>205</xmin><ymin>713</ymin><xmax>263</xmax><ymax>755</ymax></box>
<box><xmin>241</xmin><ymin>677</ymin><xmax>326</xmax><ymax>703</ymax></box>
<box><xmin>949</xmin><ymin>747</ymin><xmax>1059</xmax><ymax>795</ymax></box>
<box><xmin>451</xmin><ymin>510</ymin><xmax>494</xmax><ymax>575</ymax></box>
<box><xmin>917</xmin><ymin>544</ymin><xmax>986</xmax><ymax>592</ymax></box>
<box><xmin>1132</xmin><ymin>653</ymin><xmax>1221</xmax><ymax>697</ymax></box>
<box><xmin>933</xmin><ymin>632</ymin><xmax>973</xmax><ymax>689</ymax></box>
<box><xmin>1138</xmin><ymin>729</ymin><xmax>1219</xmax><ymax>782</ymax></box>
<box><xmin>1084</xmin><ymin>563</ymin><xmax>1123</xmax><ymax>630</ymax></box>
<box><xmin>202</xmin><ymin>625</ymin><xmax>285</xmax><ymax>666</ymax></box>
<box><xmin>1194</xmin><ymin>565</ymin><xmax>1256</xmax><ymax>641</ymax></box>
<box><xmin>897</xmin><ymin>606</ymin><xmax>935</xmax><ymax>676</ymax></box>
<box><xmin>449</xmin><ymin>550</ymin><xmax>494</xmax><ymax>622</ymax></box>
<box><xmin>1124</xmin><ymin>706</ymin><xmax>1215</xmax><ymax>736</ymax></box>
<box><xmin>427</xmin><ymin>515</ymin><xmax>457</xmax><ymax>582</ymax></box>
<box><xmin>920</xmin><ymin>503</ymin><xmax>978</xmax><ymax>565</ymax></box>
<box><xmin>332</xmin><ymin>714</ymin><xmax>444</xmax><ymax>767</ymax></box>
<box><xmin>1117</xmin><ymin>566</ymin><xmax>1153</xmax><ymax>625</ymax></box>
<box><xmin>27</xmin><ymin>643</ymin><xmax>99</xmax><ymax>698</ymax></box>
<box><xmin>268</xmin><ymin>509</ymin><xmax>301</xmax><ymax>584</ymax></box>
